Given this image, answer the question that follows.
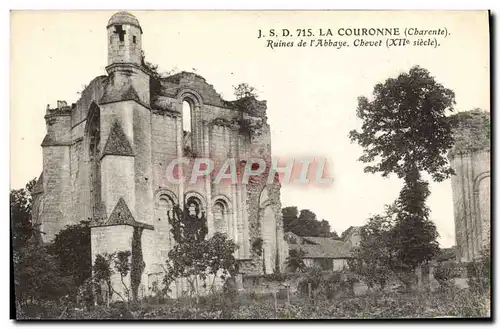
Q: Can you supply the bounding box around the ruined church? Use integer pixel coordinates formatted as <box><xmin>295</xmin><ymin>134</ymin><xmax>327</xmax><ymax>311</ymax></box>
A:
<box><xmin>31</xmin><ymin>11</ymin><xmax>288</xmax><ymax>298</ymax></box>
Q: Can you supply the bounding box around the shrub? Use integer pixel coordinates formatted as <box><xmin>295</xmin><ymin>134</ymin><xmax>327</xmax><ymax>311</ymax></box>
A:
<box><xmin>297</xmin><ymin>268</ymin><xmax>359</xmax><ymax>300</ymax></box>
<box><xmin>434</xmin><ymin>261</ymin><xmax>460</xmax><ymax>290</ymax></box>
<box><xmin>20</xmin><ymin>286</ymin><xmax>491</xmax><ymax>319</ymax></box>
<box><xmin>466</xmin><ymin>245</ymin><xmax>490</xmax><ymax>294</ymax></box>
<box><xmin>222</xmin><ymin>277</ymin><xmax>238</xmax><ymax>303</ymax></box>
<box><xmin>286</xmin><ymin>249</ymin><xmax>306</xmax><ymax>273</ymax></box>
<box><xmin>322</xmin><ymin>272</ymin><xmax>342</xmax><ymax>299</ymax></box>
<box><xmin>297</xmin><ymin>267</ymin><xmax>323</xmax><ymax>296</ymax></box>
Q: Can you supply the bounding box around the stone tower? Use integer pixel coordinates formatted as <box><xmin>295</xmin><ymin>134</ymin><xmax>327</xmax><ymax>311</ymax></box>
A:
<box><xmin>32</xmin><ymin>11</ymin><xmax>288</xmax><ymax>301</ymax></box>
<box><xmin>448</xmin><ymin>110</ymin><xmax>490</xmax><ymax>262</ymax></box>
<box><xmin>107</xmin><ymin>11</ymin><xmax>143</xmax><ymax>66</ymax></box>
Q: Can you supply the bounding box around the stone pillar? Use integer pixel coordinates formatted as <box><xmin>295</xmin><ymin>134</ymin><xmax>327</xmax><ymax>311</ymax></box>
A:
<box><xmin>416</xmin><ymin>265</ymin><xmax>423</xmax><ymax>292</ymax></box>
<box><xmin>236</xmin><ymin>274</ymin><xmax>244</xmax><ymax>292</ymax></box>
<box><xmin>428</xmin><ymin>263</ymin><xmax>436</xmax><ymax>292</ymax></box>
<box><xmin>176</xmin><ymin>114</ymin><xmax>184</xmax><ymax>207</ymax></box>
<box><xmin>228</xmin><ymin>126</ymin><xmax>239</xmax><ymax>256</ymax></box>
<box><xmin>225</xmin><ymin>126</ymin><xmax>233</xmax><ymax>240</ymax></box>
<box><xmin>194</xmin><ymin>105</ymin><xmax>202</xmax><ymax>157</ymax></box>
<box><xmin>235</xmin><ymin>182</ymin><xmax>243</xmax><ymax>258</ymax></box>
<box><xmin>203</xmin><ymin>121</ymin><xmax>214</xmax><ymax>236</ymax></box>
<box><xmin>231</xmin><ymin>184</ymin><xmax>239</xmax><ymax>257</ymax></box>
<box><xmin>241</xmin><ymin>183</ymin><xmax>249</xmax><ymax>258</ymax></box>
<box><xmin>465</xmin><ymin>155</ymin><xmax>477</xmax><ymax>259</ymax></box>
<box><xmin>227</xmin><ymin>198</ymin><xmax>234</xmax><ymax>239</ymax></box>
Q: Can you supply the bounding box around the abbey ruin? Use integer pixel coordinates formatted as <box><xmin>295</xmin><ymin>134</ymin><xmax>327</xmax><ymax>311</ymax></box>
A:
<box><xmin>30</xmin><ymin>11</ymin><xmax>288</xmax><ymax>299</ymax></box>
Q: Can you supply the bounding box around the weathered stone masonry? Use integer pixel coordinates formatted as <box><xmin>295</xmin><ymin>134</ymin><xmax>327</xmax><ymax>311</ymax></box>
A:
<box><xmin>31</xmin><ymin>11</ymin><xmax>288</xmax><ymax>299</ymax></box>
<box><xmin>448</xmin><ymin>110</ymin><xmax>490</xmax><ymax>262</ymax></box>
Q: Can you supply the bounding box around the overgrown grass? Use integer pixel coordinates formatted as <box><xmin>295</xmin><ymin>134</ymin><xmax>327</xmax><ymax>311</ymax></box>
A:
<box><xmin>21</xmin><ymin>287</ymin><xmax>489</xmax><ymax>320</ymax></box>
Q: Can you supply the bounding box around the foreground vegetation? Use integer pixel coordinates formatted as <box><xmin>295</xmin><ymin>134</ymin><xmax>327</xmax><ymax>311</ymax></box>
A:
<box><xmin>17</xmin><ymin>285</ymin><xmax>489</xmax><ymax>320</ymax></box>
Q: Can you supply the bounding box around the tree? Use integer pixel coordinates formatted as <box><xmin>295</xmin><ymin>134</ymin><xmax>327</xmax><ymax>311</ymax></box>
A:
<box><xmin>349</xmin><ymin>66</ymin><xmax>455</xmax><ymax>286</ymax></box>
<box><xmin>48</xmin><ymin>221</ymin><xmax>91</xmax><ymax>288</ymax></box>
<box><xmin>298</xmin><ymin>209</ymin><xmax>316</xmax><ymax>222</ymax></box>
<box><xmin>351</xmin><ymin>205</ymin><xmax>398</xmax><ymax>291</ymax></box>
<box><xmin>114</xmin><ymin>250</ymin><xmax>132</xmax><ymax>303</ymax></box>
<box><xmin>282</xmin><ymin>206</ymin><xmax>298</xmax><ymax>233</ymax></box>
<box><xmin>204</xmin><ymin>233</ymin><xmax>238</xmax><ymax>290</ymax></box>
<box><xmin>390</xmin><ymin>171</ymin><xmax>439</xmax><ymax>277</ymax></box>
<box><xmin>11</xmin><ymin>178</ymin><xmax>38</xmax><ymax>252</ymax></box>
<box><xmin>14</xmin><ymin>244</ymin><xmax>70</xmax><ymax>308</ymax></box>
<box><xmin>250</xmin><ymin>237</ymin><xmax>265</xmax><ymax>273</ymax></box>
<box><xmin>330</xmin><ymin>230</ymin><xmax>340</xmax><ymax>239</ymax></box>
<box><xmin>11</xmin><ymin>179</ymin><xmax>71</xmax><ymax>311</ymax></box>
<box><xmin>93</xmin><ymin>253</ymin><xmax>115</xmax><ymax>305</ymax></box>
<box><xmin>349</xmin><ymin>66</ymin><xmax>455</xmax><ymax>182</ymax></box>
<box><xmin>163</xmin><ymin>203</ymin><xmax>238</xmax><ymax>302</ymax></box>
<box><xmin>233</xmin><ymin>83</ymin><xmax>258</xmax><ymax>99</ymax></box>
<box><xmin>168</xmin><ymin>204</ymin><xmax>208</xmax><ymax>245</ymax></box>
<box><xmin>282</xmin><ymin>207</ymin><xmax>334</xmax><ymax>237</ymax></box>
<box><xmin>286</xmin><ymin>248</ymin><xmax>306</xmax><ymax>273</ymax></box>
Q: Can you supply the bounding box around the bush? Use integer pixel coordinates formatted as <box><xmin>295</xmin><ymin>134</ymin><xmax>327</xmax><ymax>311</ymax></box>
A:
<box><xmin>434</xmin><ymin>261</ymin><xmax>460</xmax><ymax>290</ymax></box>
<box><xmin>222</xmin><ymin>277</ymin><xmax>238</xmax><ymax>302</ymax></box>
<box><xmin>297</xmin><ymin>268</ymin><xmax>359</xmax><ymax>300</ymax></box>
<box><xmin>465</xmin><ymin>246</ymin><xmax>490</xmax><ymax>294</ymax></box>
<box><xmin>297</xmin><ymin>267</ymin><xmax>323</xmax><ymax>296</ymax></box>
<box><xmin>322</xmin><ymin>273</ymin><xmax>342</xmax><ymax>299</ymax></box>
<box><xmin>19</xmin><ymin>286</ymin><xmax>491</xmax><ymax>319</ymax></box>
<box><xmin>467</xmin><ymin>262</ymin><xmax>490</xmax><ymax>294</ymax></box>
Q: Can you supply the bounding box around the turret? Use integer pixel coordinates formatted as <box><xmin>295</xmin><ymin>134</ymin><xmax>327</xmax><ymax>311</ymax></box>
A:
<box><xmin>107</xmin><ymin>11</ymin><xmax>143</xmax><ymax>66</ymax></box>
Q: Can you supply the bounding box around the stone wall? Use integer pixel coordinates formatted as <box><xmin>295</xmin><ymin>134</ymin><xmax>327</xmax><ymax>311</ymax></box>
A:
<box><xmin>38</xmin><ymin>16</ymin><xmax>286</xmax><ymax>298</ymax></box>
<box><xmin>40</xmin><ymin>145</ymin><xmax>72</xmax><ymax>241</ymax></box>
<box><xmin>132</xmin><ymin>102</ymin><xmax>153</xmax><ymax>227</ymax></box>
<box><xmin>100</xmin><ymin>155</ymin><xmax>136</xmax><ymax>218</ymax></box>
<box><xmin>91</xmin><ymin>225</ymin><xmax>135</xmax><ymax>301</ymax></box>
<box><xmin>449</xmin><ymin>150</ymin><xmax>490</xmax><ymax>262</ymax></box>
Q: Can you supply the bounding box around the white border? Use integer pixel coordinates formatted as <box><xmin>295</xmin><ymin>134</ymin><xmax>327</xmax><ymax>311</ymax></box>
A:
<box><xmin>3</xmin><ymin>1</ymin><xmax>498</xmax><ymax>328</ymax></box>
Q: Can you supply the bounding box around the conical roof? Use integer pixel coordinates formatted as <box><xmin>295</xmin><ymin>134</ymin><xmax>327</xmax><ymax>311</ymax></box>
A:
<box><xmin>107</xmin><ymin>11</ymin><xmax>141</xmax><ymax>30</ymax></box>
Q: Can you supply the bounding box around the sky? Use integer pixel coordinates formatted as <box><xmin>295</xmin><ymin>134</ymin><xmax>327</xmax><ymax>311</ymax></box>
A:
<box><xmin>10</xmin><ymin>10</ymin><xmax>490</xmax><ymax>248</ymax></box>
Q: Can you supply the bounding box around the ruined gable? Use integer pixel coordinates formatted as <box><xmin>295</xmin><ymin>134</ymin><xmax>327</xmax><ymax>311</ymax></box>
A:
<box><xmin>103</xmin><ymin>197</ymin><xmax>153</xmax><ymax>230</ymax></box>
<box><xmin>101</xmin><ymin>122</ymin><xmax>135</xmax><ymax>157</ymax></box>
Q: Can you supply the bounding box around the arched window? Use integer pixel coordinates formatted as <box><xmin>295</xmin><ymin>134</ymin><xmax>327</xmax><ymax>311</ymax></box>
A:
<box><xmin>185</xmin><ymin>196</ymin><xmax>204</xmax><ymax>219</ymax></box>
<box><xmin>182</xmin><ymin>100</ymin><xmax>192</xmax><ymax>133</ymax></box>
<box><xmin>184</xmin><ymin>195</ymin><xmax>208</xmax><ymax>241</ymax></box>
<box><xmin>213</xmin><ymin>199</ymin><xmax>229</xmax><ymax>234</ymax></box>
<box><xmin>182</xmin><ymin>100</ymin><xmax>193</xmax><ymax>156</ymax></box>
<box><xmin>154</xmin><ymin>191</ymin><xmax>177</xmax><ymax>256</ymax></box>
<box><xmin>157</xmin><ymin>194</ymin><xmax>175</xmax><ymax>222</ymax></box>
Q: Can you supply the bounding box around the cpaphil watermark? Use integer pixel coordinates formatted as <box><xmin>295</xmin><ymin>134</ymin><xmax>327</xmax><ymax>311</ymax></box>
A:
<box><xmin>164</xmin><ymin>156</ymin><xmax>333</xmax><ymax>187</ymax></box>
